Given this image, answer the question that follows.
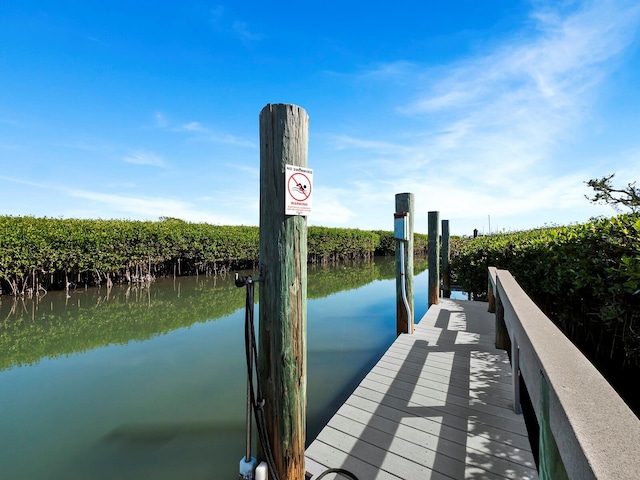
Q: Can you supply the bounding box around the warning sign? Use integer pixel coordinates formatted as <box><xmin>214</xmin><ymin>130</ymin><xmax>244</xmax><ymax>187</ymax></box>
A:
<box><xmin>285</xmin><ymin>164</ymin><xmax>313</xmax><ymax>216</ymax></box>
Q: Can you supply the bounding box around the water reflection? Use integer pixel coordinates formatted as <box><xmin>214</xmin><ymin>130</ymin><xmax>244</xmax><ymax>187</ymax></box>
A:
<box><xmin>0</xmin><ymin>257</ymin><xmax>430</xmax><ymax>479</ymax></box>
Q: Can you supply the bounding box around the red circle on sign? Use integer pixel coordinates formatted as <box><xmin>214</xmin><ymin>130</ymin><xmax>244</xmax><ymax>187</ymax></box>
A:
<box><xmin>288</xmin><ymin>173</ymin><xmax>311</xmax><ymax>201</ymax></box>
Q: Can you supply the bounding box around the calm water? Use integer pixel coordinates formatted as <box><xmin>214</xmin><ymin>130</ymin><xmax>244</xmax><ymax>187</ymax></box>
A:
<box><xmin>0</xmin><ymin>257</ymin><xmax>455</xmax><ymax>479</ymax></box>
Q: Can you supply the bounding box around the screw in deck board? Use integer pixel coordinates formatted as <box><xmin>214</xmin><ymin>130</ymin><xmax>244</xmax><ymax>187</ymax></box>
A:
<box><xmin>258</xmin><ymin>103</ymin><xmax>308</xmax><ymax>480</ymax></box>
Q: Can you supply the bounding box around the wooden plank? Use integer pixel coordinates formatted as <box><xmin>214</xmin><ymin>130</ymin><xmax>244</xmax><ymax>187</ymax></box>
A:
<box><xmin>373</xmin><ymin>356</ymin><xmax>514</xmax><ymax>399</ymax></box>
<box><xmin>364</xmin><ymin>369</ymin><xmax>515</xmax><ymax>412</ymax></box>
<box><xmin>315</xmin><ymin>426</ymin><xmax>453</xmax><ymax>480</ymax></box>
<box><xmin>367</xmin><ymin>365</ymin><xmax>514</xmax><ymax>408</ymax></box>
<box><xmin>306</xmin><ymin>299</ymin><xmax>538</xmax><ymax>480</ymax></box>
<box><xmin>361</xmin><ymin>360</ymin><xmax>518</xmax><ymax>417</ymax></box>
<box><xmin>352</xmin><ymin>382</ymin><xmax>528</xmax><ymax>435</ymax></box>
<box><xmin>318</xmin><ymin>416</ymin><xmax>502</xmax><ymax>480</ymax></box>
<box><xmin>306</xmin><ymin>440</ymin><xmax>403</xmax><ymax>480</ymax></box>
<box><xmin>385</xmin><ymin>343</ymin><xmax>512</xmax><ymax>379</ymax></box>
<box><xmin>332</xmin><ymin>405</ymin><xmax>537</xmax><ymax>474</ymax></box>
<box><xmin>344</xmin><ymin>394</ymin><xmax>533</xmax><ymax>453</ymax></box>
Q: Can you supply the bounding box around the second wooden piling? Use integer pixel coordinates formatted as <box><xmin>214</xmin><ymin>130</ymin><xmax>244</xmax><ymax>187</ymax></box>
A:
<box><xmin>442</xmin><ymin>219</ymin><xmax>451</xmax><ymax>299</ymax></box>
<box><xmin>395</xmin><ymin>193</ymin><xmax>414</xmax><ymax>335</ymax></box>
<box><xmin>428</xmin><ymin>211</ymin><xmax>440</xmax><ymax>307</ymax></box>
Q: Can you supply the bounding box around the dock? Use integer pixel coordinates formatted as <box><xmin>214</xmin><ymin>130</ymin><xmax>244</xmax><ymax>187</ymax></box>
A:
<box><xmin>305</xmin><ymin>298</ymin><xmax>538</xmax><ymax>479</ymax></box>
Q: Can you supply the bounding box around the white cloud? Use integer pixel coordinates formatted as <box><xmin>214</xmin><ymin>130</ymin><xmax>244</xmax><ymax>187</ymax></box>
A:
<box><xmin>181</xmin><ymin>121</ymin><xmax>205</xmax><ymax>132</ymax></box>
<box><xmin>122</xmin><ymin>151</ymin><xmax>166</xmax><ymax>167</ymax></box>
<box><xmin>0</xmin><ymin>174</ymin><xmax>255</xmax><ymax>225</ymax></box>
<box><xmin>308</xmin><ymin>187</ymin><xmax>358</xmax><ymax>226</ymax></box>
<box><xmin>178</xmin><ymin>121</ymin><xmax>255</xmax><ymax>147</ymax></box>
<box><xmin>154</xmin><ymin>111</ymin><xmax>168</xmax><ymax>128</ymax></box>
<box><xmin>232</xmin><ymin>21</ymin><xmax>263</xmax><ymax>42</ymax></box>
<box><xmin>227</xmin><ymin>163</ymin><xmax>259</xmax><ymax>178</ymax></box>
<box><xmin>68</xmin><ymin>189</ymin><xmax>237</xmax><ymax>224</ymax></box>
<box><xmin>210</xmin><ymin>5</ymin><xmax>263</xmax><ymax>43</ymax></box>
<box><xmin>324</xmin><ymin>0</ymin><xmax>640</xmax><ymax>233</ymax></box>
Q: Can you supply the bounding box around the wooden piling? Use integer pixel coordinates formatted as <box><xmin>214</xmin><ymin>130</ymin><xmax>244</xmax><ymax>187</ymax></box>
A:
<box><xmin>441</xmin><ymin>219</ymin><xmax>451</xmax><ymax>299</ymax></box>
<box><xmin>428</xmin><ymin>211</ymin><xmax>440</xmax><ymax>307</ymax></box>
<box><xmin>258</xmin><ymin>103</ymin><xmax>308</xmax><ymax>480</ymax></box>
<box><xmin>395</xmin><ymin>193</ymin><xmax>414</xmax><ymax>336</ymax></box>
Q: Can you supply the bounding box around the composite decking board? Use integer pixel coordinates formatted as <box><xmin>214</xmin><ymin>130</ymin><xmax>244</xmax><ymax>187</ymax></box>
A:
<box><xmin>380</xmin><ymin>344</ymin><xmax>511</xmax><ymax>379</ymax></box>
<box><xmin>327</xmin><ymin>407</ymin><xmax>537</xmax><ymax>475</ymax></box>
<box><xmin>343</xmin><ymin>394</ymin><xmax>533</xmax><ymax>453</ymax></box>
<box><xmin>372</xmin><ymin>358</ymin><xmax>514</xmax><ymax>397</ymax></box>
<box><xmin>367</xmin><ymin>361</ymin><xmax>512</xmax><ymax>406</ymax></box>
<box><xmin>390</xmin><ymin>336</ymin><xmax>513</xmax><ymax>373</ymax></box>
<box><xmin>312</xmin><ymin>426</ymin><xmax>455</xmax><ymax>480</ymax></box>
<box><xmin>383</xmin><ymin>345</ymin><xmax>506</xmax><ymax>378</ymax></box>
<box><xmin>373</xmin><ymin>357</ymin><xmax>514</xmax><ymax>400</ymax></box>
<box><xmin>363</xmin><ymin>369</ymin><xmax>516</xmax><ymax>414</ymax></box>
<box><xmin>306</xmin><ymin>299</ymin><xmax>538</xmax><ymax>480</ymax></box>
<box><xmin>374</xmin><ymin>349</ymin><xmax>514</xmax><ymax>389</ymax></box>
<box><xmin>360</xmin><ymin>363</ymin><xmax>519</xmax><ymax>417</ymax></box>
<box><xmin>305</xmin><ymin>440</ymin><xmax>404</xmax><ymax>480</ymax></box>
<box><xmin>401</xmin><ymin>328</ymin><xmax>498</xmax><ymax>348</ymax></box>
<box><xmin>332</xmin><ymin>403</ymin><xmax>536</xmax><ymax>470</ymax></box>
<box><xmin>351</xmin><ymin>382</ymin><xmax>529</xmax><ymax>437</ymax></box>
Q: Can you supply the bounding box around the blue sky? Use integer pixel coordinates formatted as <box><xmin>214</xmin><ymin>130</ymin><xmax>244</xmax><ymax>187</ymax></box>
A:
<box><xmin>1</xmin><ymin>1</ymin><xmax>639</xmax><ymax>235</ymax></box>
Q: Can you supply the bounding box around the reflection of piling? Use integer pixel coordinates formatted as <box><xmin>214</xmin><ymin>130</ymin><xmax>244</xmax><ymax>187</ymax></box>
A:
<box><xmin>428</xmin><ymin>211</ymin><xmax>440</xmax><ymax>307</ymax></box>
<box><xmin>258</xmin><ymin>103</ymin><xmax>308</xmax><ymax>480</ymax></box>
<box><xmin>395</xmin><ymin>193</ymin><xmax>414</xmax><ymax>336</ymax></box>
<box><xmin>442</xmin><ymin>219</ymin><xmax>451</xmax><ymax>298</ymax></box>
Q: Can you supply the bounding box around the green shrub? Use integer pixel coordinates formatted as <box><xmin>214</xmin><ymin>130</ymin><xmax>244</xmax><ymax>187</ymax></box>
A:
<box><xmin>451</xmin><ymin>213</ymin><xmax>640</xmax><ymax>366</ymax></box>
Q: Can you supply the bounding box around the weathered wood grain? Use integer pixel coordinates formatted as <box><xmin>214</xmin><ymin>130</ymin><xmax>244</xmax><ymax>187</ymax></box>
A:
<box><xmin>428</xmin><ymin>211</ymin><xmax>440</xmax><ymax>307</ymax></box>
<box><xmin>259</xmin><ymin>103</ymin><xmax>309</xmax><ymax>480</ymax></box>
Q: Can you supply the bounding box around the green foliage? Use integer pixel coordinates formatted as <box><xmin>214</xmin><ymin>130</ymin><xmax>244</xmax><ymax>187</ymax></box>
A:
<box><xmin>308</xmin><ymin>226</ymin><xmax>379</xmax><ymax>262</ymax></box>
<box><xmin>0</xmin><ymin>217</ymin><xmax>424</xmax><ymax>294</ymax></box>
<box><xmin>370</xmin><ymin>230</ymin><xmax>429</xmax><ymax>256</ymax></box>
<box><xmin>586</xmin><ymin>173</ymin><xmax>640</xmax><ymax>213</ymax></box>
<box><xmin>451</xmin><ymin>213</ymin><xmax>640</xmax><ymax>366</ymax></box>
<box><xmin>0</xmin><ymin>257</ymin><xmax>410</xmax><ymax>371</ymax></box>
<box><xmin>0</xmin><ymin>216</ymin><xmax>263</xmax><ymax>293</ymax></box>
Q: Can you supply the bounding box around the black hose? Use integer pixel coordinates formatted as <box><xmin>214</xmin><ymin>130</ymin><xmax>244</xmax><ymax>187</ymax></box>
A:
<box><xmin>237</xmin><ymin>275</ymin><xmax>281</xmax><ymax>480</ymax></box>
<box><xmin>314</xmin><ymin>468</ymin><xmax>359</xmax><ymax>480</ymax></box>
<box><xmin>236</xmin><ymin>274</ymin><xmax>358</xmax><ymax>480</ymax></box>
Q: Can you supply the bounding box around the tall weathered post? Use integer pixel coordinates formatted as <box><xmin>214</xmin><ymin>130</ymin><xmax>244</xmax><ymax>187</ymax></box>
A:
<box><xmin>258</xmin><ymin>103</ymin><xmax>308</xmax><ymax>480</ymax></box>
<box><xmin>428</xmin><ymin>211</ymin><xmax>440</xmax><ymax>307</ymax></box>
<box><xmin>395</xmin><ymin>193</ymin><xmax>414</xmax><ymax>336</ymax></box>
<box><xmin>441</xmin><ymin>219</ymin><xmax>451</xmax><ymax>298</ymax></box>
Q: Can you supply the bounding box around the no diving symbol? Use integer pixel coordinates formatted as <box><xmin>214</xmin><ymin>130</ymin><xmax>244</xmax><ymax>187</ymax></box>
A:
<box><xmin>288</xmin><ymin>173</ymin><xmax>311</xmax><ymax>201</ymax></box>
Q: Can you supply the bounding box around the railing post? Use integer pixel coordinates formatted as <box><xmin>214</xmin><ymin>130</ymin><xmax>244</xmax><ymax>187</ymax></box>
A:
<box><xmin>487</xmin><ymin>269</ymin><xmax>496</xmax><ymax>313</ymax></box>
<box><xmin>258</xmin><ymin>103</ymin><xmax>307</xmax><ymax>480</ymax></box>
<box><xmin>511</xmin><ymin>336</ymin><xmax>522</xmax><ymax>414</ymax></box>
<box><xmin>495</xmin><ymin>274</ymin><xmax>510</xmax><ymax>350</ymax></box>
<box><xmin>395</xmin><ymin>193</ymin><xmax>414</xmax><ymax>335</ymax></box>
<box><xmin>539</xmin><ymin>374</ymin><xmax>569</xmax><ymax>480</ymax></box>
<box><xmin>441</xmin><ymin>220</ymin><xmax>451</xmax><ymax>299</ymax></box>
<box><xmin>428</xmin><ymin>211</ymin><xmax>440</xmax><ymax>307</ymax></box>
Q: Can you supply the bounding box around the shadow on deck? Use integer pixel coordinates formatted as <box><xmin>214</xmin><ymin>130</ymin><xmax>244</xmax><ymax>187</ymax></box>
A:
<box><xmin>306</xmin><ymin>298</ymin><xmax>538</xmax><ymax>480</ymax></box>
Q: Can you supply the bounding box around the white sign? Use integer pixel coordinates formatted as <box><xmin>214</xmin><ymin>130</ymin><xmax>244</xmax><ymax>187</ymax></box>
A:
<box><xmin>285</xmin><ymin>164</ymin><xmax>313</xmax><ymax>216</ymax></box>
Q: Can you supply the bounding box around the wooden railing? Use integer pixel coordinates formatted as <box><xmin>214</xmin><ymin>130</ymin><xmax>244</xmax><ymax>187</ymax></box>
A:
<box><xmin>488</xmin><ymin>266</ymin><xmax>640</xmax><ymax>480</ymax></box>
